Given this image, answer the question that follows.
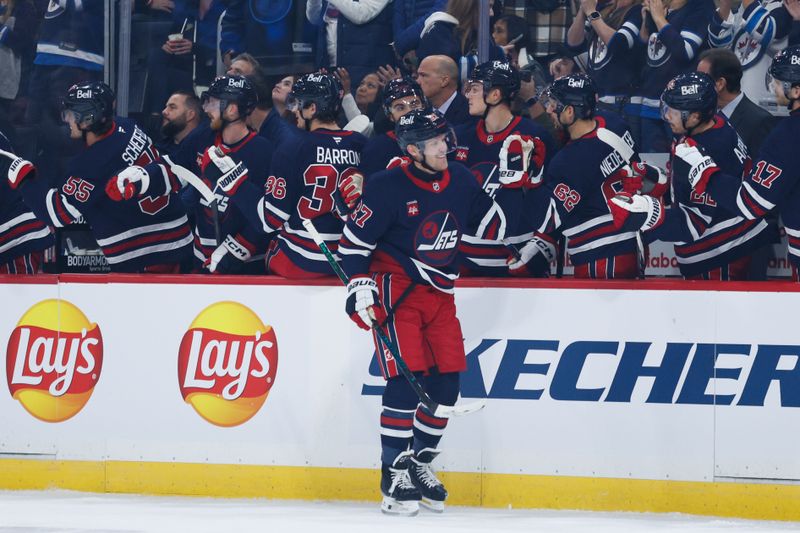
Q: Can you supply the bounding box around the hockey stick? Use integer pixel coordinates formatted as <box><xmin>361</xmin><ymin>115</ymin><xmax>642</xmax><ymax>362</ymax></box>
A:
<box><xmin>163</xmin><ymin>155</ymin><xmax>222</xmax><ymax>246</ymax></box>
<box><xmin>596</xmin><ymin>127</ymin><xmax>647</xmax><ymax>278</ymax></box>
<box><xmin>302</xmin><ymin>218</ymin><xmax>486</xmax><ymax>418</ymax></box>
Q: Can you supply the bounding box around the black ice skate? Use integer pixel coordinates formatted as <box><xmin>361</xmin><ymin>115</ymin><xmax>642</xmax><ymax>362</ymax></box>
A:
<box><xmin>380</xmin><ymin>451</ymin><xmax>421</xmax><ymax>516</ymax></box>
<box><xmin>409</xmin><ymin>448</ymin><xmax>447</xmax><ymax>512</ymax></box>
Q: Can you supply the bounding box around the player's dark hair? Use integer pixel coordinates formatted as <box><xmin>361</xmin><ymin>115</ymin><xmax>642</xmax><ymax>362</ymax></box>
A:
<box><xmin>698</xmin><ymin>49</ymin><xmax>742</xmax><ymax>94</ymax></box>
<box><xmin>171</xmin><ymin>90</ymin><xmax>202</xmax><ymax>121</ymax></box>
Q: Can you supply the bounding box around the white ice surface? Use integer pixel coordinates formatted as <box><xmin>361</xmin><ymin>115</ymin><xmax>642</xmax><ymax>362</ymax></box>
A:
<box><xmin>1</xmin><ymin>491</ymin><xmax>799</xmax><ymax>533</ymax></box>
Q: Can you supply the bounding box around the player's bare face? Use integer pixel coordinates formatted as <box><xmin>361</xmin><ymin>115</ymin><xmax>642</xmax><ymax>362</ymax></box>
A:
<box><xmin>466</xmin><ymin>83</ymin><xmax>487</xmax><ymax>116</ymax></box>
<box><xmin>203</xmin><ymin>96</ymin><xmax>224</xmax><ymax>130</ymax></box>
<box><xmin>661</xmin><ymin>105</ymin><xmax>692</xmax><ymax>135</ymax></box>
<box><xmin>421</xmin><ymin>135</ymin><xmax>449</xmax><ymax>172</ymax></box>
<box><xmin>389</xmin><ymin>97</ymin><xmax>423</xmax><ymax>122</ymax></box>
<box><xmin>61</xmin><ymin>110</ymin><xmax>83</xmax><ymax>139</ymax></box>
<box><xmin>162</xmin><ymin>95</ymin><xmax>187</xmax><ymax>127</ymax></box>
<box><xmin>772</xmin><ymin>80</ymin><xmax>798</xmax><ymax>108</ymax></box>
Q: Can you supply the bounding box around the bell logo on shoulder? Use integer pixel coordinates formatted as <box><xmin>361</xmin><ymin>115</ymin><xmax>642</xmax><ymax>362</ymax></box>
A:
<box><xmin>76</xmin><ymin>89</ymin><xmax>93</xmax><ymax>99</ymax></box>
<box><xmin>414</xmin><ymin>210</ymin><xmax>461</xmax><ymax>266</ymax></box>
<box><xmin>177</xmin><ymin>301</ymin><xmax>278</xmax><ymax>427</ymax></box>
<box><xmin>6</xmin><ymin>299</ymin><xmax>103</xmax><ymax>423</ymax></box>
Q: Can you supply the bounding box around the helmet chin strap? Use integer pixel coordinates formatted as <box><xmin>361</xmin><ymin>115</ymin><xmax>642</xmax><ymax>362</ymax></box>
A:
<box><xmin>412</xmin><ymin>144</ymin><xmax>439</xmax><ymax>174</ymax></box>
<box><xmin>558</xmin><ymin>107</ymin><xmax>577</xmax><ymax>132</ymax></box>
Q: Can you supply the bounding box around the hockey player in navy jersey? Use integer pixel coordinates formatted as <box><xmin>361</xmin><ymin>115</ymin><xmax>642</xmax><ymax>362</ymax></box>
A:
<box><xmin>509</xmin><ymin>73</ymin><xmax>666</xmax><ymax>279</ymax></box>
<box><xmin>609</xmin><ymin>72</ymin><xmax>776</xmax><ymax>280</ymax></box>
<box><xmin>211</xmin><ymin>73</ymin><xmax>368</xmax><ymax>278</ymax></box>
<box><xmin>4</xmin><ymin>82</ymin><xmax>192</xmax><ymax>273</ymax></box>
<box><xmin>338</xmin><ymin>110</ymin><xmax>507</xmax><ymax>515</ymax></box>
<box><xmin>360</xmin><ymin>77</ymin><xmax>426</xmax><ymax>176</ymax></box>
<box><xmin>668</xmin><ymin>46</ymin><xmax>800</xmax><ymax>280</ymax></box>
<box><xmin>107</xmin><ymin>75</ymin><xmax>274</xmax><ymax>274</ymax></box>
<box><xmin>0</xmin><ymin>132</ymin><xmax>53</xmax><ymax>273</ymax></box>
<box><xmin>455</xmin><ymin>60</ymin><xmax>556</xmax><ymax>277</ymax></box>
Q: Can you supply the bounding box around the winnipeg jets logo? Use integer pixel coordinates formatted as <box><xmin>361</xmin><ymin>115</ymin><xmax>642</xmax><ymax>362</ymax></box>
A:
<box><xmin>414</xmin><ymin>211</ymin><xmax>461</xmax><ymax>266</ymax></box>
<box><xmin>45</xmin><ymin>0</ymin><xmax>65</xmax><ymax>17</ymax></box>
<box><xmin>733</xmin><ymin>30</ymin><xmax>764</xmax><ymax>69</ymax></box>
<box><xmin>590</xmin><ymin>37</ymin><xmax>611</xmax><ymax>68</ymax></box>
<box><xmin>647</xmin><ymin>34</ymin><xmax>670</xmax><ymax>67</ymax></box>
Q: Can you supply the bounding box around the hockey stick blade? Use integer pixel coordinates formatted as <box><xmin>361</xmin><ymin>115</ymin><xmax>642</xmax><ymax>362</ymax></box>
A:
<box><xmin>163</xmin><ymin>156</ymin><xmax>216</xmax><ymax>204</ymax></box>
<box><xmin>596</xmin><ymin>127</ymin><xmax>635</xmax><ymax>163</ymax></box>
<box><xmin>302</xmin><ymin>219</ymin><xmax>484</xmax><ymax>419</ymax></box>
<box><xmin>433</xmin><ymin>399</ymin><xmax>486</xmax><ymax>417</ymax></box>
<box><xmin>165</xmin><ymin>156</ymin><xmax>221</xmax><ymax>246</ymax></box>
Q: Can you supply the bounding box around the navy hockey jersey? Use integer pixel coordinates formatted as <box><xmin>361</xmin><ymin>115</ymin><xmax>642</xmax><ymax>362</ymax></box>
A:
<box><xmin>705</xmin><ymin>109</ymin><xmax>800</xmax><ymax>268</ymax></box>
<box><xmin>339</xmin><ymin>160</ymin><xmax>507</xmax><ymax>293</ymax></box>
<box><xmin>566</xmin><ymin>6</ymin><xmax>643</xmax><ymax>96</ymax></box>
<box><xmin>18</xmin><ymin>118</ymin><xmax>192</xmax><ymax>272</ymax></box>
<box><xmin>230</xmin><ymin>128</ymin><xmax>368</xmax><ymax>275</ymax></box>
<box><xmin>451</xmin><ymin>116</ymin><xmax>556</xmax><ymax>275</ymax></box>
<box><xmin>647</xmin><ymin>116</ymin><xmax>774</xmax><ymax>276</ymax></box>
<box><xmin>525</xmin><ymin>112</ymin><xmax>643</xmax><ymax>266</ymax></box>
<box><xmin>360</xmin><ymin>131</ymin><xmax>404</xmax><ymax>177</ymax></box>
<box><xmin>0</xmin><ymin>132</ymin><xmax>53</xmax><ymax>266</ymax></box>
<box><xmin>638</xmin><ymin>0</ymin><xmax>715</xmax><ymax>108</ymax></box>
<box><xmin>140</xmin><ymin>128</ymin><xmax>274</xmax><ymax>270</ymax></box>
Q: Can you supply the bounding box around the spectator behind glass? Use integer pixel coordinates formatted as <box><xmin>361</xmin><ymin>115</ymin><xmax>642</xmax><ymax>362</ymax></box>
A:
<box><xmin>393</xmin><ymin>0</ymin><xmax>447</xmax><ymax>75</ymax></box>
<box><xmin>158</xmin><ymin>90</ymin><xmax>203</xmax><ymax>156</ymax></box>
<box><xmin>565</xmin><ymin>0</ymin><xmax>643</xmax><ymax>129</ymax></box>
<box><xmin>24</xmin><ymin>0</ymin><xmax>104</xmax><ymax>182</ymax></box>
<box><xmin>634</xmin><ymin>0</ymin><xmax>715</xmax><ymax>152</ymax></box>
<box><xmin>0</xmin><ymin>0</ymin><xmax>41</xmax><ymax>146</ymax></box>
<box><xmin>707</xmin><ymin>0</ymin><xmax>792</xmax><ymax>116</ymax></box>
<box><xmin>788</xmin><ymin>0</ymin><xmax>800</xmax><ymax>45</ymax></box>
<box><xmin>416</xmin><ymin>0</ymin><xmax>504</xmax><ymax>85</ymax></box>
<box><xmin>493</xmin><ymin>14</ymin><xmax>530</xmax><ymax>63</ymax></box>
<box><xmin>336</xmin><ymin>67</ymin><xmax>383</xmax><ymax>136</ymax></box>
<box><xmin>246</xmin><ymin>69</ymin><xmax>297</xmax><ymax>145</ymax></box>
<box><xmin>697</xmin><ymin>48</ymin><xmax>777</xmax><ymax>158</ymax></box>
<box><xmin>145</xmin><ymin>0</ymin><xmax>224</xmax><ymax>115</ymax></box>
<box><xmin>272</xmin><ymin>74</ymin><xmax>296</xmax><ymax>117</ymax></box>
<box><xmin>416</xmin><ymin>54</ymin><xmax>471</xmax><ymax>127</ymax></box>
<box><xmin>226</xmin><ymin>52</ymin><xmax>259</xmax><ymax>77</ymax></box>
<box><xmin>504</xmin><ymin>0</ymin><xmax>575</xmax><ymax>71</ymax></box>
<box><xmin>306</xmin><ymin>0</ymin><xmax>396</xmax><ymax>87</ymax></box>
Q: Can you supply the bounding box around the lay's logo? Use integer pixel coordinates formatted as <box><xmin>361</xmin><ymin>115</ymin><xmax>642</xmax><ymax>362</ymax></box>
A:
<box><xmin>177</xmin><ymin>302</ymin><xmax>278</xmax><ymax>427</ymax></box>
<box><xmin>6</xmin><ymin>299</ymin><xmax>103</xmax><ymax>423</ymax></box>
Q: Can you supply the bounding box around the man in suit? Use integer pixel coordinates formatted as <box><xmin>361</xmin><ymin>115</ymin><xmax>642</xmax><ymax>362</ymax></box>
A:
<box><xmin>416</xmin><ymin>55</ymin><xmax>472</xmax><ymax>127</ymax></box>
<box><xmin>698</xmin><ymin>48</ymin><xmax>777</xmax><ymax>158</ymax></box>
